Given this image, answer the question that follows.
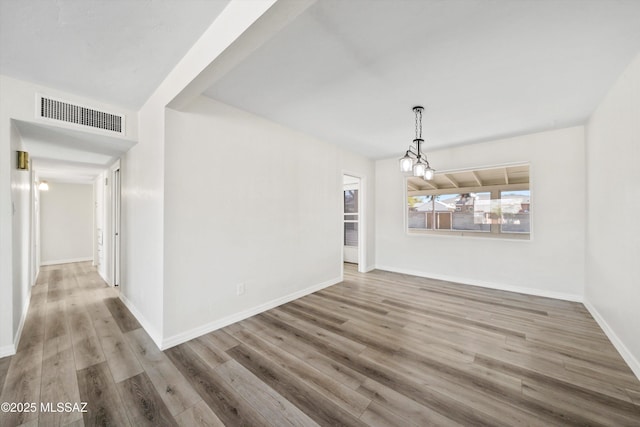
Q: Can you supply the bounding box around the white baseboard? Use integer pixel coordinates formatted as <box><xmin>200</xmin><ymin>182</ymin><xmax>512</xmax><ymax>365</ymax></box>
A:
<box><xmin>583</xmin><ymin>300</ymin><xmax>640</xmax><ymax>381</ymax></box>
<box><xmin>12</xmin><ymin>288</ymin><xmax>32</xmax><ymax>354</ymax></box>
<box><xmin>98</xmin><ymin>269</ymin><xmax>111</xmax><ymax>287</ymax></box>
<box><xmin>41</xmin><ymin>257</ymin><xmax>93</xmax><ymax>266</ymax></box>
<box><xmin>161</xmin><ymin>276</ymin><xmax>342</xmax><ymax>350</ymax></box>
<box><xmin>374</xmin><ymin>265</ymin><xmax>583</xmax><ymax>303</ymax></box>
<box><xmin>0</xmin><ymin>344</ymin><xmax>15</xmax><ymax>358</ymax></box>
<box><xmin>2</xmin><ymin>285</ymin><xmax>33</xmax><ymax>358</ymax></box>
<box><xmin>119</xmin><ymin>293</ymin><xmax>163</xmax><ymax>350</ymax></box>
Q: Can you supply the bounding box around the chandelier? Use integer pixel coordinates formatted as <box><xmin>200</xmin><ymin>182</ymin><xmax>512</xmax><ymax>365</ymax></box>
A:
<box><xmin>399</xmin><ymin>106</ymin><xmax>435</xmax><ymax>180</ymax></box>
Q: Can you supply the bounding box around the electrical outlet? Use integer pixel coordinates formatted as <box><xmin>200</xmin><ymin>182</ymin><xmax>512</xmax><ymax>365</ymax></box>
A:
<box><xmin>237</xmin><ymin>282</ymin><xmax>245</xmax><ymax>296</ymax></box>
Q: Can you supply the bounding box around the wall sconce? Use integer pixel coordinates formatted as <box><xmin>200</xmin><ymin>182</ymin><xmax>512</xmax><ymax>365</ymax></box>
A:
<box><xmin>17</xmin><ymin>151</ymin><xmax>29</xmax><ymax>170</ymax></box>
<box><xmin>38</xmin><ymin>181</ymin><xmax>49</xmax><ymax>191</ymax></box>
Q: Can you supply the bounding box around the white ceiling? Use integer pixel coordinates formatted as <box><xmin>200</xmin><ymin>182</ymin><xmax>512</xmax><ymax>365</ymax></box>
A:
<box><xmin>0</xmin><ymin>0</ymin><xmax>231</xmax><ymax>109</ymax></box>
<box><xmin>15</xmin><ymin>120</ymin><xmax>135</xmax><ymax>183</ymax></box>
<box><xmin>1</xmin><ymin>0</ymin><xmax>229</xmax><ymax>183</ymax></box>
<box><xmin>204</xmin><ymin>0</ymin><xmax>640</xmax><ymax>159</ymax></box>
<box><xmin>3</xmin><ymin>0</ymin><xmax>640</xmax><ymax>183</ymax></box>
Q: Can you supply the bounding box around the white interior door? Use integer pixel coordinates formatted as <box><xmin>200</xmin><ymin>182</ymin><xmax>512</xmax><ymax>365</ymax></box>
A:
<box><xmin>113</xmin><ymin>167</ymin><xmax>121</xmax><ymax>287</ymax></box>
<box><xmin>343</xmin><ymin>176</ymin><xmax>359</xmax><ymax>264</ymax></box>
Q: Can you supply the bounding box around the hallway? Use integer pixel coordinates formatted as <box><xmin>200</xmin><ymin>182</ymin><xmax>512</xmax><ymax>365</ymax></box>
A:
<box><xmin>1</xmin><ymin>263</ymin><xmax>640</xmax><ymax>426</ymax></box>
<box><xmin>0</xmin><ymin>263</ymin><xmax>158</xmax><ymax>426</ymax></box>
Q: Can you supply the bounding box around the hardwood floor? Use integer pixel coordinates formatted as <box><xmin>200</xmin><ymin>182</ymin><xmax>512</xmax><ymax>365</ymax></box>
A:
<box><xmin>1</xmin><ymin>262</ymin><xmax>639</xmax><ymax>426</ymax></box>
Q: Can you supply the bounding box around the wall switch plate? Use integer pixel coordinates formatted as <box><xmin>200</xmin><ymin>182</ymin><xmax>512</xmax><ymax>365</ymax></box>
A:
<box><xmin>237</xmin><ymin>282</ymin><xmax>245</xmax><ymax>296</ymax></box>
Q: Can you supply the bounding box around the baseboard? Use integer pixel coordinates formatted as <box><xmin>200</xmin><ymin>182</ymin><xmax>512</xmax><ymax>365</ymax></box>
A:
<box><xmin>2</xmin><ymin>285</ymin><xmax>33</xmax><ymax>358</ymax></box>
<box><xmin>118</xmin><ymin>293</ymin><xmax>163</xmax><ymax>350</ymax></box>
<box><xmin>583</xmin><ymin>300</ymin><xmax>640</xmax><ymax>381</ymax></box>
<box><xmin>12</xmin><ymin>287</ymin><xmax>32</xmax><ymax>354</ymax></box>
<box><xmin>41</xmin><ymin>257</ymin><xmax>93</xmax><ymax>266</ymax></box>
<box><xmin>1</xmin><ymin>271</ymin><xmax>37</xmax><ymax>358</ymax></box>
<box><xmin>0</xmin><ymin>344</ymin><xmax>15</xmax><ymax>358</ymax></box>
<box><xmin>374</xmin><ymin>265</ymin><xmax>583</xmax><ymax>303</ymax></box>
<box><xmin>98</xmin><ymin>269</ymin><xmax>111</xmax><ymax>287</ymax></box>
<box><xmin>161</xmin><ymin>276</ymin><xmax>342</xmax><ymax>350</ymax></box>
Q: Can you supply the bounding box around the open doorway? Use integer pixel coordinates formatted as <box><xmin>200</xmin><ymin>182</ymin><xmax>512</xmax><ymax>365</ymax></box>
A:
<box><xmin>342</xmin><ymin>174</ymin><xmax>364</xmax><ymax>272</ymax></box>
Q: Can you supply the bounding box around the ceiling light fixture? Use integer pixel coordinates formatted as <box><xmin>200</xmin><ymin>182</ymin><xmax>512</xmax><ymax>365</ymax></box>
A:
<box><xmin>38</xmin><ymin>181</ymin><xmax>49</xmax><ymax>191</ymax></box>
<box><xmin>399</xmin><ymin>106</ymin><xmax>435</xmax><ymax>180</ymax></box>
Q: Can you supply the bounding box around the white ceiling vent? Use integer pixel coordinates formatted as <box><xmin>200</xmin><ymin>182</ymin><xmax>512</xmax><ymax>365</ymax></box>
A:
<box><xmin>37</xmin><ymin>94</ymin><xmax>125</xmax><ymax>135</ymax></box>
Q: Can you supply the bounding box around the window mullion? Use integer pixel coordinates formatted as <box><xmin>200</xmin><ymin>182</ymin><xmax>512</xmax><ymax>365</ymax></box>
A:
<box><xmin>490</xmin><ymin>189</ymin><xmax>500</xmax><ymax>234</ymax></box>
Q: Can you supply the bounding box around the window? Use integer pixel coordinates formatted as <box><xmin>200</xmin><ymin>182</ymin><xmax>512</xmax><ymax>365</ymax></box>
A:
<box><xmin>500</xmin><ymin>190</ymin><xmax>530</xmax><ymax>233</ymax></box>
<box><xmin>344</xmin><ymin>190</ymin><xmax>358</xmax><ymax>246</ymax></box>
<box><xmin>344</xmin><ymin>223</ymin><xmax>358</xmax><ymax>246</ymax></box>
<box><xmin>407</xmin><ymin>165</ymin><xmax>530</xmax><ymax>238</ymax></box>
<box><xmin>344</xmin><ymin>189</ymin><xmax>358</xmax><ymax>214</ymax></box>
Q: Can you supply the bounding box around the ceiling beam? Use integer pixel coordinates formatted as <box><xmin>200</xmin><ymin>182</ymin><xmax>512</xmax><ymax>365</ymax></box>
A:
<box><xmin>423</xmin><ymin>181</ymin><xmax>438</xmax><ymax>190</ymax></box>
<box><xmin>407</xmin><ymin>182</ymin><xmax>419</xmax><ymax>191</ymax></box>
<box><xmin>472</xmin><ymin>171</ymin><xmax>483</xmax><ymax>186</ymax></box>
<box><xmin>408</xmin><ymin>182</ymin><xmax>529</xmax><ymax>197</ymax></box>
<box><xmin>167</xmin><ymin>0</ymin><xmax>315</xmax><ymax>110</ymax></box>
<box><xmin>444</xmin><ymin>174</ymin><xmax>459</xmax><ymax>188</ymax></box>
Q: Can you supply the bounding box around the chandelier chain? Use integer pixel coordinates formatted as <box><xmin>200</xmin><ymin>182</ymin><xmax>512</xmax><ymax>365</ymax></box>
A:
<box><xmin>400</xmin><ymin>105</ymin><xmax>434</xmax><ymax>180</ymax></box>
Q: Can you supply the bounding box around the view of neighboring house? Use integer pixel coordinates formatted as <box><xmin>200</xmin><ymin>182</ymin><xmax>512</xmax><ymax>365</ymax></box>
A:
<box><xmin>409</xmin><ymin>191</ymin><xmax>530</xmax><ymax>233</ymax></box>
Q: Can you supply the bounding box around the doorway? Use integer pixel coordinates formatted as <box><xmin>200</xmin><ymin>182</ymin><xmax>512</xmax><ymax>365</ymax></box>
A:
<box><xmin>342</xmin><ymin>174</ymin><xmax>361</xmax><ymax>268</ymax></box>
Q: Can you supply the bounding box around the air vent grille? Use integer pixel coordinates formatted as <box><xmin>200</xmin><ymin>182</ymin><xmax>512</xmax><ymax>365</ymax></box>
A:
<box><xmin>39</xmin><ymin>96</ymin><xmax>124</xmax><ymax>134</ymax></box>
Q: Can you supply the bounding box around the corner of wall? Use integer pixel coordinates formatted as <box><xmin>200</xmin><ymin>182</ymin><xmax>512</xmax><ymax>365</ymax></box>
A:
<box><xmin>582</xmin><ymin>52</ymin><xmax>640</xmax><ymax>381</ymax></box>
<box><xmin>0</xmin><ymin>344</ymin><xmax>15</xmax><ymax>358</ymax></box>
<box><xmin>119</xmin><ymin>293</ymin><xmax>163</xmax><ymax>350</ymax></box>
<box><xmin>583</xmin><ymin>299</ymin><xmax>640</xmax><ymax>380</ymax></box>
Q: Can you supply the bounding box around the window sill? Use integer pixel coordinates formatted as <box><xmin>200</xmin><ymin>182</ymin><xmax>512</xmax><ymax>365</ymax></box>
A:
<box><xmin>407</xmin><ymin>229</ymin><xmax>530</xmax><ymax>240</ymax></box>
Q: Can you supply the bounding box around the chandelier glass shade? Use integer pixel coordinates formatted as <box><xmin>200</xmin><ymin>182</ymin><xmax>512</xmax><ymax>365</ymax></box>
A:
<box><xmin>399</xmin><ymin>106</ymin><xmax>435</xmax><ymax>180</ymax></box>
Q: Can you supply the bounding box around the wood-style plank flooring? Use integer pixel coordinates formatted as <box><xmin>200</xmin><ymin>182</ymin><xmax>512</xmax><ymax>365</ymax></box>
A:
<box><xmin>1</xmin><ymin>262</ymin><xmax>639</xmax><ymax>426</ymax></box>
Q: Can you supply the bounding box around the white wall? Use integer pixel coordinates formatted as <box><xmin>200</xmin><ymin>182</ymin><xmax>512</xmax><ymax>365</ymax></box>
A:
<box><xmin>9</xmin><ymin>121</ymin><xmax>32</xmax><ymax>355</ymax></box>
<box><xmin>118</xmin><ymin>0</ymin><xmax>310</xmax><ymax>347</ymax></box>
<box><xmin>585</xmin><ymin>53</ymin><xmax>640</xmax><ymax>378</ymax></box>
<box><xmin>118</xmin><ymin>101</ymin><xmax>165</xmax><ymax>345</ymax></box>
<box><xmin>376</xmin><ymin>126</ymin><xmax>586</xmax><ymax>300</ymax></box>
<box><xmin>40</xmin><ymin>182</ymin><xmax>93</xmax><ymax>265</ymax></box>
<box><xmin>31</xmin><ymin>171</ymin><xmax>40</xmax><ymax>289</ymax></box>
<box><xmin>161</xmin><ymin>96</ymin><xmax>375</xmax><ymax>346</ymax></box>
<box><xmin>94</xmin><ymin>171</ymin><xmax>108</xmax><ymax>279</ymax></box>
